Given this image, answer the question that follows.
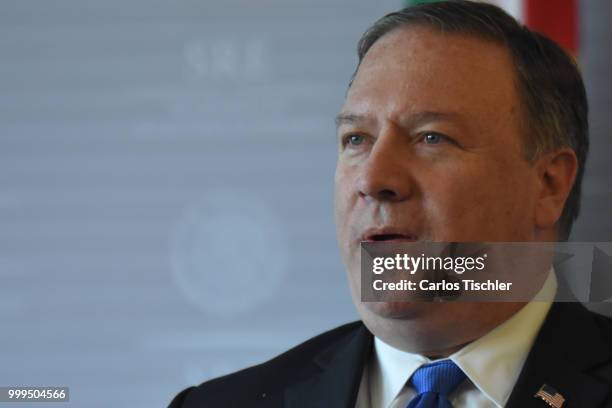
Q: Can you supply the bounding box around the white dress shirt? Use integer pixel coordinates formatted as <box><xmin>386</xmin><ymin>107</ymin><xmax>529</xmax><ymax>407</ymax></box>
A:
<box><xmin>355</xmin><ymin>271</ymin><xmax>557</xmax><ymax>408</ymax></box>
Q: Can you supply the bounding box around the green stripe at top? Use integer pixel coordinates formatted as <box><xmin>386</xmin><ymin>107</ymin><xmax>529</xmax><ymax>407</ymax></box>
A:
<box><xmin>404</xmin><ymin>0</ymin><xmax>442</xmax><ymax>6</ymax></box>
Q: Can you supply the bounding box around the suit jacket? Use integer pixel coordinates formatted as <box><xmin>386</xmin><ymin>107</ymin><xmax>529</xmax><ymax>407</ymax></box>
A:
<box><xmin>168</xmin><ymin>302</ymin><xmax>612</xmax><ymax>407</ymax></box>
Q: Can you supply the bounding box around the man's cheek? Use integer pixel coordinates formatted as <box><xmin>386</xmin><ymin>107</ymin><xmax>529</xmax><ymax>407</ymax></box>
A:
<box><xmin>334</xmin><ymin>176</ymin><xmax>353</xmax><ymax>220</ymax></box>
<box><xmin>334</xmin><ymin>179</ymin><xmax>353</xmax><ymax>254</ymax></box>
<box><xmin>424</xmin><ymin>183</ymin><xmax>489</xmax><ymax>238</ymax></box>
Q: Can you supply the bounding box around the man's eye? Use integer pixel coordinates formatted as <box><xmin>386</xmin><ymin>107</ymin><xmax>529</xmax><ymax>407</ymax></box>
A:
<box><xmin>345</xmin><ymin>134</ymin><xmax>365</xmax><ymax>146</ymax></box>
<box><xmin>421</xmin><ymin>132</ymin><xmax>448</xmax><ymax>145</ymax></box>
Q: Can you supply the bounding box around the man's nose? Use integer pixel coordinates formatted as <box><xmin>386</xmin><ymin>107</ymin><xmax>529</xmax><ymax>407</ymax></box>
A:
<box><xmin>357</xmin><ymin>129</ymin><xmax>414</xmax><ymax>202</ymax></box>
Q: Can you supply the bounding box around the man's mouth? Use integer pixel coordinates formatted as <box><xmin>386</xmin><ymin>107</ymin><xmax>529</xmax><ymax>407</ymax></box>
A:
<box><xmin>362</xmin><ymin>231</ymin><xmax>418</xmax><ymax>242</ymax></box>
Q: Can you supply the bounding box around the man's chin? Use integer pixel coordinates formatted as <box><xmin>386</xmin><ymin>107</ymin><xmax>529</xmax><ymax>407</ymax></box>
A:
<box><xmin>360</xmin><ymin>301</ymin><xmax>432</xmax><ymax>320</ymax></box>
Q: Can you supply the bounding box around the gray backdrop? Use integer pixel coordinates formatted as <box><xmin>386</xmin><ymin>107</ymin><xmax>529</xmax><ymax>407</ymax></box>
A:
<box><xmin>0</xmin><ymin>1</ymin><xmax>610</xmax><ymax>407</ymax></box>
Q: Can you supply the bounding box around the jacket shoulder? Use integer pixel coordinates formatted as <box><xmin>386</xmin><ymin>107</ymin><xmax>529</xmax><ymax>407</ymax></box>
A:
<box><xmin>168</xmin><ymin>321</ymin><xmax>364</xmax><ymax>407</ymax></box>
<box><xmin>590</xmin><ymin>308</ymin><xmax>612</xmax><ymax>341</ymax></box>
<box><xmin>588</xmin><ymin>308</ymin><xmax>612</xmax><ymax>382</ymax></box>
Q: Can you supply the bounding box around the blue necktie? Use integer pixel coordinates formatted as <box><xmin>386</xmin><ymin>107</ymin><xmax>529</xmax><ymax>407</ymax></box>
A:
<box><xmin>405</xmin><ymin>360</ymin><xmax>467</xmax><ymax>408</ymax></box>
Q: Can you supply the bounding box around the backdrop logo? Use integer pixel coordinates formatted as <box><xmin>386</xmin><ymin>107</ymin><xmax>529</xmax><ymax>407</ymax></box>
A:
<box><xmin>170</xmin><ymin>191</ymin><xmax>288</xmax><ymax>316</ymax></box>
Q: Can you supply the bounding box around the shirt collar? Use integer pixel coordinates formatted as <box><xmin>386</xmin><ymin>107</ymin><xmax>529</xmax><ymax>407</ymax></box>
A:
<box><xmin>371</xmin><ymin>336</ymin><xmax>429</xmax><ymax>408</ymax></box>
<box><xmin>450</xmin><ymin>270</ymin><xmax>556</xmax><ymax>406</ymax></box>
<box><xmin>371</xmin><ymin>269</ymin><xmax>557</xmax><ymax>407</ymax></box>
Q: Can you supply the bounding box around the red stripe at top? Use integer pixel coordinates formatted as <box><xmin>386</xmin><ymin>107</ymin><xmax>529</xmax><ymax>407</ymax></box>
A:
<box><xmin>525</xmin><ymin>0</ymin><xmax>578</xmax><ymax>55</ymax></box>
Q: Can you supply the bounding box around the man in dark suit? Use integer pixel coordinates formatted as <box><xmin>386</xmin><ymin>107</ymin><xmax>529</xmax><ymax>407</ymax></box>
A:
<box><xmin>169</xmin><ymin>1</ymin><xmax>612</xmax><ymax>406</ymax></box>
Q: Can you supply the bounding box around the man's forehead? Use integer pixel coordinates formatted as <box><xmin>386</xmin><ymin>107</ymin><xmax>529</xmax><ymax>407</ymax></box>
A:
<box><xmin>335</xmin><ymin>110</ymin><xmax>464</xmax><ymax>130</ymax></box>
<box><xmin>343</xmin><ymin>26</ymin><xmax>519</xmax><ymax>124</ymax></box>
<box><xmin>352</xmin><ymin>26</ymin><xmax>515</xmax><ymax>87</ymax></box>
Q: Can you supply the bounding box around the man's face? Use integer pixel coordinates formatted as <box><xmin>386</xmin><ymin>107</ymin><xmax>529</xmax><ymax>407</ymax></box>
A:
<box><xmin>334</xmin><ymin>26</ymin><xmax>542</xmax><ymax>350</ymax></box>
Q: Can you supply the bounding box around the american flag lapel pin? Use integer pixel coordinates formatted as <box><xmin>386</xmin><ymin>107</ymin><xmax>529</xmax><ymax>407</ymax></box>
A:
<box><xmin>534</xmin><ymin>384</ymin><xmax>565</xmax><ymax>408</ymax></box>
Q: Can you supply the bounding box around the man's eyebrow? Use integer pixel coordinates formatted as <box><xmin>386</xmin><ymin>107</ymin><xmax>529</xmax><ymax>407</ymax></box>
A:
<box><xmin>406</xmin><ymin>110</ymin><xmax>462</xmax><ymax>125</ymax></box>
<box><xmin>334</xmin><ymin>113</ymin><xmax>369</xmax><ymax>128</ymax></box>
<box><xmin>335</xmin><ymin>110</ymin><xmax>462</xmax><ymax>129</ymax></box>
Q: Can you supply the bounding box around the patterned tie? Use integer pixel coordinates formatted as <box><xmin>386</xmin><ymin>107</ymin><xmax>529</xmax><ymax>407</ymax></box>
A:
<box><xmin>405</xmin><ymin>360</ymin><xmax>467</xmax><ymax>408</ymax></box>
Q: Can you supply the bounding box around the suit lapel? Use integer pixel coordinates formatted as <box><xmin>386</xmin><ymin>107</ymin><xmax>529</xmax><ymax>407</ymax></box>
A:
<box><xmin>284</xmin><ymin>302</ymin><xmax>612</xmax><ymax>408</ymax></box>
<box><xmin>285</xmin><ymin>324</ymin><xmax>372</xmax><ymax>408</ymax></box>
<box><xmin>506</xmin><ymin>302</ymin><xmax>612</xmax><ymax>408</ymax></box>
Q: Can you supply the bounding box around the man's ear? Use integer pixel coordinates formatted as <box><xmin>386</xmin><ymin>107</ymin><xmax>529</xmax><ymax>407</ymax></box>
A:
<box><xmin>534</xmin><ymin>147</ymin><xmax>578</xmax><ymax>230</ymax></box>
